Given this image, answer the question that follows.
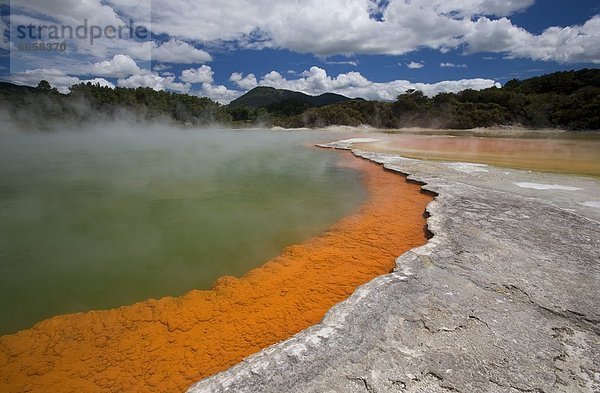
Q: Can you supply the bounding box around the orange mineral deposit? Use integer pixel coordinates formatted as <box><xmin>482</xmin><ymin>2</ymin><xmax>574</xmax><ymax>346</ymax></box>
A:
<box><xmin>0</xmin><ymin>151</ymin><xmax>432</xmax><ymax>392</ymax></box>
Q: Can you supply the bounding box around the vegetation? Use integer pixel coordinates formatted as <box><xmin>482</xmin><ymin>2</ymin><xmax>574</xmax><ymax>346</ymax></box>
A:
<box><xmin>229</xmin><ymin>86</ymin><xmax>356</xmax><ymax>109</ymax></box>
<box><xmin>226</xmin><ymin>86</ymin><xmax>360</xmax><ymax>123</ymax></box>
<box><xmin>272</xmin><ymin>69</ymin><xmax>600</xmax><ymax>130</ymax></box>
<box><xmin>0</xmin><ymin>69</ymin><xmax>598</xmax><ymax>131</ymax></box>
<box><xmin>0</xmin><ymin>81</ymin><xmax>230</xmax><ymax>130</ymax></box>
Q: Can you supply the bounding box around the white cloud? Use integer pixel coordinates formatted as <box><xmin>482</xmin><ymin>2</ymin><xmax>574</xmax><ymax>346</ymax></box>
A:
<box><xmin>3</xmin><ymin>62</ymin><xmax>501</xmax><ymax>105</ymax></box>
<box><xmin>12</xmin><ymin>0</ymin><xmax>127</xmax><ymax>30</ymax></box>
<box><xmin>441</xmin><ymin>62</ymin><xmax>468</xmax><ymax>68</ymax></box>
<box><xmin>6</xmin><ymin>0</ymin><xmax>599</xmax><ymax>79</ymax></box>
<box><xmin>196</xmin><ymin>83</ymin><xmax>242</xmax><ymax>104</ymax></box>
<box><xmin>407</xmin><ymin>61</ymin><xmax>425</xmax><ymax>69</ymax></box>
<box><xmin>124</xmin><ymin>41</ymin><xmax>154</xmax><ymax>62</ymax></box>
<box><xmin>6</xmin><ymin>69</ymin><xmax>80</xmax><ymax>93</ymax></box>
<box><xmin>229</xmin><ymin>72</ymin><xmax>258</xmax><ymax>90</ymax></box>
<box><xmin>423</xmin><ymin>0</ymin><xmax>536</xmax><ymax>18</ymax></box>
<box><xmin>325</xmin><ymin>60</ymin><xmax>359</xmax><ymax>66</ymax></box>
<box><xmin>117</xmin><ymin>71</ymin><xmax>191</xmax><ymax>93</ymax></box>
<box><xmin>166</xmin><ymin>81</ymin><xmax>192</xmax><ymax>94</ymax></box>
<box><xmin>248</xmin><ymin>66</ymin><xmax>497</xmax><ymax>101</ymax></box>
<box><xmin>6</xmin><ymin>52</ymin><xmax>196</xmax><ymax>95</ymax></box>
<box><xmin>181</xmin><ymin>65</ymin><xmax>214</xmax><ymax>84</ymax></box>
<box><xmin>335</xmin><ymin>78</ymin><xmax>501</xmax><ymax>100</ymax></box>
<box><xmin>85</xmin><ymin>54</ymin><xmax>141</xmax><ymax>78</ymax></box>
<box><xmin>6</xmin><ymin>62</ymin><xmax>193</xmax><ymax>95</ymax></box>
<box><xmin>81</xmin><ymin>78</ymin><xmax>116</xmax><ymax>88</ymax></box>
<box><xmin>8</xmin><ymin>0</ymin><xmax>153</xmax><ymax>62</ymax></box>
<box><xmin>464</xmin><ymin>15</ymin><xmax>600</xmax><ymax>63</ymax></box>
<box><xmin>260</xmin><ymin>67</ymin><xmax>373</xmax><ymax>93</ymax></box>
<box><xmin>5</xmin><ymin>68</ymin><xmax>114</xmax><ymax>93</ymax></box>
<box><xmin>515</xmin><ymin>15</ymin><xmax>600</xmax><ymax>63</ymax></box>
<box><xmin>151</xmin><ymin>39</ymin><xmax>212</xmax><ymax>64</ymax></box>
<box><xmin>152</xmin><ymin>64</ymin><xmax>171</xmax><ymax>72</ymax></box>
<box><xmin>146</xmin><ymin>0</ymin><xmax>598</xmax><ymax>63</ymax></box>
<box><xmin>93</xmin><ymin>61</ymin><xmax>227</xmax><ymax>96</ymax></box>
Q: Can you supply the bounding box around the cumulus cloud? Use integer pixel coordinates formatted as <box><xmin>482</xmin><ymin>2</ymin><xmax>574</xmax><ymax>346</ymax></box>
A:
<box><xmin>229</xmin><ymin>72</ymin><xmax>258</xmax><ymax>90</ymax></box>
<box><xmin>407</xmin><ymin>61</ymin><xmax>425</xmax><ymax>69</ymax></box>
<box><xmin>11</xmin><ymin>0</ymin><xmax>127</xmax><ymax>30</ymax></box>
<box><xmin>337</xmin><ymin>78</ymin><xmax>501</xmax><ymax>100</ymax></box>
<box><xmin>147</xmin><ymin>0</ymin><xmax>598</xmax><ymax>63</ymax></box>
<box><xmin>6</xmin><ymin>59</ymin><xmax>219</xmax><ymax>99</ymax></box>
<box><xmin>151</xmin><ymin>39</ymin><xmax>212</xmax><ymax>64</ymax></box>
<box><xmin>181</xmin><ymin>65</ymin><xmax>214</xmax><ymax>84</ymax></box>
<box><xmin>434</xmin><ymin>10</ymin><xmax>593</xmax><ymax>63</ymax></box>
<box><xmin>84</xmin><ymin>54</ymin><xmax>141</xmax><ymax>78</ymax></box>
<box><xmin>196</xmin><ymin>83</ymin><xmax>242</xmax><ymax>104</ymax></box>
<box><xmin>5</xmin><ymin>69</ymin><xmax>116</xmax><ymax>93</ymax></box>
<box><xmin>4</xmin><ymin>62</ymin><xmax>501</xmax><ymax>104</ymax></box>
<box><xmin>5</xmin><ymin>0</ymin><xmax>599</xmax><ymax>85</ymax></box>
<box><xmin>8</xmin><ymin>0</ymin><xmax>152</xmax><ymax>63</ymax></box>
<box><xmin>246</xmin><ymin>66</ymin><xmax>498</xmax><ymax>101</ymax></box>
<box><xmin>6</xmin><ymin>69</ymin><xmax>81</xmax><ymax>93</ymax></box>
<box><xmin>81</xmin><ymin>78</ymin><xmax>116</xmax><ymax>88</ymax></box>
<box><xmin>32</xmin><ymin>54</ymin><xmax>201</xmax><ymax>94</ymax></box>
<box><xmin>464</xmin><ymin>15</ymin><xmax>600</xmax><ymax>63</ymax></box>
<box><xmin>257</xmin><ymin>67</ymin><xmax>373</xmax><ymax>93</ymax></box>
<box><xmin>117</xmin><ymin>71</ymin><xmax>191</xmax><ymax>93</ymax></box>
<box><xmin>176</xmin><ymin>68</ymin><xmax>248</xmax><ymax>103</ymax></box>
<box><xmin>424</xmin><ymin>0</ymin><xmax>536</xmax><ymax>18</ymax></box>
<box><xmin>150</xmin><ymin>0</ymin><xmax>464</xmax><ymax>56</ymax></box>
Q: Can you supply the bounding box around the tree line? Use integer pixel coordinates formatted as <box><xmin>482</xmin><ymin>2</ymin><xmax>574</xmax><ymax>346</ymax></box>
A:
<box><xmin>269</xmin><ymin>69</ymin><xmax>600</xmax><ymax>130</ymax></box>
<box><xmin>0</xmin><ymin>80</ymin><xmax>231</xmax><ymax>130</ymax></box>
<box><xmin>0</xmin><ymin>68</ymin><xmax>598</xmax><ymax>131</ymax></box>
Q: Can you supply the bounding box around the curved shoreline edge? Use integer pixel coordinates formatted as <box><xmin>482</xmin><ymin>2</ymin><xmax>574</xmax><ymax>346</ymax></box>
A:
<box><xmin>189</xmin><ymin>140</ymin><xmax>600</xmax><ymax>392</ymax></box>
<box><xmin>0</xmin><ymin>150</ymin><xmax>432</xmax><ymax>392</ymax></box>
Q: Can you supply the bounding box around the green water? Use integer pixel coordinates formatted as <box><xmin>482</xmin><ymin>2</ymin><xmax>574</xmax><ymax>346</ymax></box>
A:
<box><xmin>0</xmin><ymin>127</ymin><xmax>366</xmax><ymax>335</ymax></box>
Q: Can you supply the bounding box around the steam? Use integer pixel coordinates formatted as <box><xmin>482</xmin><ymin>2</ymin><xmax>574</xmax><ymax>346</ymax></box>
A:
<box><xmin>0</xmin><ymin>91</ymin><xmax>228</xmax><ymax>135</ymax></box>
<box><xmin>0</xmin><ymin>125</ymin><xmax>367</xmax><ymax>334</ymax></box>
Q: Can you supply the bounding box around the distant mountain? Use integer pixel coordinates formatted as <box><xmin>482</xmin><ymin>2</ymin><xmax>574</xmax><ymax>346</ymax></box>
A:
<box><xmin>0</xmin><ymin>81</ymin><xmax>42</xmax><ymax>95</ymax></box>
<box><xmin>229</xmin><ymin>86</ymin><xmax>359</xmax><ymax>109</ymax></box>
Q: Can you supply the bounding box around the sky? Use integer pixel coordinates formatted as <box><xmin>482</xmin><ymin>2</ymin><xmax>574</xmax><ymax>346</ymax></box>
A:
<box><xmin>0</xmin><ymin>0</ymin><xmax>599</xmax><ymax>103</ymax></box>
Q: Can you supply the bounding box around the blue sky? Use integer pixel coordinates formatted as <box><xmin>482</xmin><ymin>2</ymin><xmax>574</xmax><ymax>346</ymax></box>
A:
<box><xmin>1</xmin><ymin>0</ymin><xmax>599</xmax><ymax>103</ymax></box>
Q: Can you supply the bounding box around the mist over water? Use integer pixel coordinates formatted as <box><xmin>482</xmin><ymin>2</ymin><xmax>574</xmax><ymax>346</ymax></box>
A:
<box><xmin>0</xmin><ymin>125</ymin><xmax>366</xmax><ymax>335</ymax></box>
<box><xmin>364</xmin><ymin>131</ymin><xmax>600</xmax><ymax>177</ymax></box>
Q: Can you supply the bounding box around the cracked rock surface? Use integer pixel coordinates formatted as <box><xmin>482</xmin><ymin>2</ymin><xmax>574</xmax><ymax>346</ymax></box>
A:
<box><xmin>188</xmin><ymin>141</ymin><xmax>600</xmax><ymax>393</ymax></box>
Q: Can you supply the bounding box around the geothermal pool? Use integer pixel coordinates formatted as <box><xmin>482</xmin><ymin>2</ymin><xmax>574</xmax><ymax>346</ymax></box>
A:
<box><xmin>0</xmin><ymin>127</ymin><xmax>367</xmax><ymax>335</ymax></box>
<box><xmin>0</xmin><ymin>128</ymin><xmax>431</xmax><ymax>393</ymax></box>
<box><xmin>357</xmin><ymin>130</ymin><xmax>600</xmax><ymax>177</ymax></box>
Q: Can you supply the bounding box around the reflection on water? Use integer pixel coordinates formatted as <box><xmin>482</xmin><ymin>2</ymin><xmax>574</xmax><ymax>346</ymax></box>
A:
<box><xmin>359</xmin><ymin>132</ymin><xmax>600</xmax><ymax>177</ymax></box>
<box><xmin>0</xmin><ymin>128</ymin><xmax>366</xmax><ymax>334</ymax></box>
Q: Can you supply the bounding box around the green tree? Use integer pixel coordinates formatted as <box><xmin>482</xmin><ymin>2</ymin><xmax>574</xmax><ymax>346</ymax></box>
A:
<box><xmin>37</xmin><ymin>80</ymin><xmax>52</xmax><ymax>90</ymax></box>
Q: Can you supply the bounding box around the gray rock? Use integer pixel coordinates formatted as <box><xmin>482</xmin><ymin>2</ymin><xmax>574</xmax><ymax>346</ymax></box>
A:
<box><xmin>188</xmin><ymin>141</ymin><xmax>600</xmax><ymax>393</ymax></box>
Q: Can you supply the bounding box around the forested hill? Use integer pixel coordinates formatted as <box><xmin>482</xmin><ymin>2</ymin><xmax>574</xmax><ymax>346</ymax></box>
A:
<box><xmin>270</xmin><ymin>69</ymin><xmax>600</xmax><ymax>130</ymax></box>
<box><xmin>229</xmin><ymin>86</ymin><xmax>357</xmax><ymax>111</ymax></box>
<box><xmin>1</xmin><ymin>68</ymin><xmax>599</xmax><ymax>131</ymax></box>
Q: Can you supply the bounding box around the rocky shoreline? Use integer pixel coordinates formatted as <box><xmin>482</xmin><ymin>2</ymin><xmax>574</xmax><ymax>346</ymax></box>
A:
<box><xmin>189</xmin><ymin>139</ymin><xmax>600</xmax><ymax>392</ymax></box>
